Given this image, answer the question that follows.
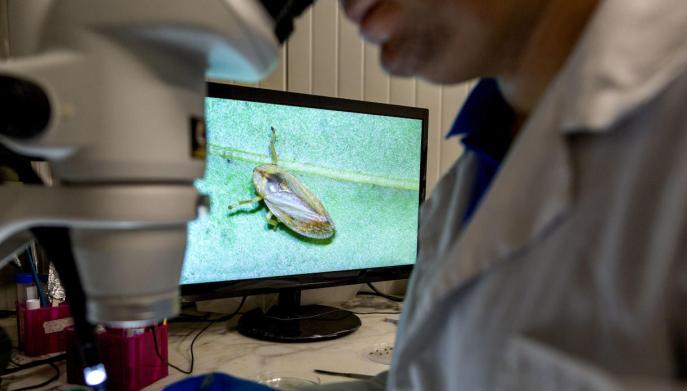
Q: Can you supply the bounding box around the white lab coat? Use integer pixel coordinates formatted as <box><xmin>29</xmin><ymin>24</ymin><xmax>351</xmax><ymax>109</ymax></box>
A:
<box><xmin>307</xmin><ymin>0</ymin><xmax>687</xmax><ymax>389</ymax></box>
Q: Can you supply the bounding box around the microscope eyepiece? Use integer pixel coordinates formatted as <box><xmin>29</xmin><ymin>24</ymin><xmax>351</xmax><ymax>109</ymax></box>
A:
<box><xmin>0</xmin><ymin>76</ymin><xmax>51</xmax><ymax>140</ymax></box>
<box><xmin>259</xmin><ymin>0</ymin><xmax>315</xmax><ymax>43</ymax></box>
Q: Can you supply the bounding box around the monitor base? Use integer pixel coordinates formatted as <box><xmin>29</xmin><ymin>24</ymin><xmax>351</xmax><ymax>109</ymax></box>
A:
<box><xmin>237</xmin><ymin>304</ymin><xmax>361</xmax><ymax>342</ymax></box>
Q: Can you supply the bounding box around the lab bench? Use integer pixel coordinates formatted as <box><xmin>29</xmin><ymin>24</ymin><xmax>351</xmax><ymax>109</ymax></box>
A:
<box><xmin>0</xmin><ymin>296</ymin><xmax>398</xmax><ymax>390</ymax></box>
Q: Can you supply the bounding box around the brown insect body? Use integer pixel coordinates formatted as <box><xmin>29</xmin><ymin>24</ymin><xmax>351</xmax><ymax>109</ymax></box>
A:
<box><xmin>229</xmin><ymin>127</ymin><xmax>335</xmax><ymax>239</ymax></box>
<box><xmin>252</xmin><ymin>164</ymin><xmax>335</xmax><ymax>239</ymax></box>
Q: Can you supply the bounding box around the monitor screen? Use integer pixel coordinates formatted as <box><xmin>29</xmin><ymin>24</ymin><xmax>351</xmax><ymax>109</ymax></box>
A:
<box><xmin>180</xmin><ymin>85</ymin><xmax>427</xmax><ymax>289</ymax></box>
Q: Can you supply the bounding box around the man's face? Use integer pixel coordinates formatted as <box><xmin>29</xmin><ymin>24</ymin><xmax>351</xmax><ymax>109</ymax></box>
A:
<box><xmin>341</xmin><ymin>0</ymin><xmax>541</xmax><ymax>84</ymax></box>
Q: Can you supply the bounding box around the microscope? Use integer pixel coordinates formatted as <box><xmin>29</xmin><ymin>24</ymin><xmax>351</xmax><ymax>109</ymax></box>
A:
<box><xmin>0</xmin><ymin>0</ymin><xmax>312</xmax><ymax>386</ymax></box>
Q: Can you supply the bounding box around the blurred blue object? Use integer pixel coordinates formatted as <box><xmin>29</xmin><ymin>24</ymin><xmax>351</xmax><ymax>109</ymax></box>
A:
<box><xmin>164</xmin><ymin>373</ymin><xmax>275</xmax><ymax>391</ymax></box>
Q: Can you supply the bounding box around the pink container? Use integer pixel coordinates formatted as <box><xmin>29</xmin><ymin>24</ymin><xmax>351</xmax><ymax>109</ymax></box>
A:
<box><xmin>65</xmin><ymin>324</ymin><xmax>169</xmax><ymax>391</ymax></box>
<box><xmin>16</xmin><ymin>302</ymin><xmax>72</xmax><ymax>356</ymax></box>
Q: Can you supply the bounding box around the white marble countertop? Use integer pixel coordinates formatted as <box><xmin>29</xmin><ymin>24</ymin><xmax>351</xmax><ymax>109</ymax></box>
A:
<box><xmin>151</xmin><ymin>296</ymin><xmax>399</xmax><ymax>389</ymax></box>
<box><xmin>1</xmin><ymin>296</ymin><xmax>400</xmax><ymax>390</ymax></box>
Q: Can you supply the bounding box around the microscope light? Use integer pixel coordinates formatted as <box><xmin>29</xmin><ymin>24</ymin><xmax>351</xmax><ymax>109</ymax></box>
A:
<box><xmin>84</xmin><ymin>363</ymin><xmax>107</xmax><ymax>386</ymax></box>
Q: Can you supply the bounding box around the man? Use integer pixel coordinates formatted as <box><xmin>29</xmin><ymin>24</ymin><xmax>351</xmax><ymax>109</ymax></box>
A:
<box><xmin>169</xmin><ymin>0</ymin><xmax>687</xmax><ymax>389</ymax></box>
<box><xmin>313</xmin><ymin>0</ymin><xmax>687</xmax><ymax>389</ymax></box>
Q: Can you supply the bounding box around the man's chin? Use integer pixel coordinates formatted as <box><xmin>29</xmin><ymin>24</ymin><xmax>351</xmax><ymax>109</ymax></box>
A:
<box><xmin>380</xmin><ymin>43</ymin><xmax>459</xmax><ymax>83</ymax></box>
<box><xmin>380</xmin><ymin>44</ymin><xmax>423</xmax><ymax>78</ymax></box>
<box><xmin>380</xmin><ymin>42</ymin><xmax>480</xmax><ymax>84</ymax></box>
<box><xmin>381</xmin><ymin>56</ymin><xmax>459</xmax><ymax>84</ymax></box>
<box><xmin>381</xmin><ymin>60</ymin><xmax>417</xmax><ymax>78</ymax></box>
<box><xmin>386</xmin><ymin>57</ymin><xmax>484</xmax><ymax>85</ymax></box>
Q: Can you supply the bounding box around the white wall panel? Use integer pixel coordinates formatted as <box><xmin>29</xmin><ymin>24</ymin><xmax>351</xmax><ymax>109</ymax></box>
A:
<box><xmin>416</xmin><ymin>81</ymin><xmax>443</xmax><ymax>192</ymax></box>
<box><xmin>390</xmin><ymin>77</ymin><xmax>416</xmax><ymax>107</ymax></box>
<box><xmin>258</xmin><ymin>47</ymin><xmax>287</xmax><ymax>91</ymax></box>
<box><xmin>337</xmin><ymin>6</ymin><xmax>364</xmax><ymax>100</ymax></box>
<box><xmin>362</xmin><ymin>43</ymin><xmax>390</xmax><ymax>103</ymax></box>
<box><xmin>311</xmin><ymin>0</ymin><xmax>338</xmax><ymax>97</ymax></box>
<box><xmin>287</xmin><ymin>7</ymin><xmax>313</xmax><ymax>94</ymax></box>
<box><xmin>0</xmin><ymin>0</ymin><xmax>8</xmax><ymax>59</ymax></box>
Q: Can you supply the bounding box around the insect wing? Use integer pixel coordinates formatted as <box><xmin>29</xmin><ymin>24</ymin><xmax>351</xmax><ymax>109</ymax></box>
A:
<box><xmin>264</xmin><ymin>191</ymin><xmax>334</xmax><ymax>239</ymax></box>
<box><xmin>282</xmin><ymin>172</ymin><xmax>333</xmax><ymax>219</ymax></box>
<box><xmin>265</xmin><ymin>191</ymin><xmax>325</xmax><ymax>223</ymax></box>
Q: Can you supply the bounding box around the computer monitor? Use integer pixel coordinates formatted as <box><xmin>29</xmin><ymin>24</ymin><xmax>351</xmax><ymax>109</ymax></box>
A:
<box><xmin>180</xmin><ymin>83</ymin><xmax>428</xmax><ymax>341</ymax></box>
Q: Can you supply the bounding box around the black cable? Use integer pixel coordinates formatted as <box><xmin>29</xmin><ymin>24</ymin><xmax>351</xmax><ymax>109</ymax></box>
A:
<box><xmin>168</xmin><ymin>313</ymin><xmax>214</xmax><ymax>323</ymax></box>
<box><xmin>152</xmin><ymin>296</ymin><xmax>247</xmax><ymax>375</ymax></box>
<box><xmin>151</xmin><ymin>322</ymin><xmax>191</xmax><ymax>375</ymax></box>
<box><xmin>0</xmin><ymin>329</ymin><xmax>10</xmax><ymax>373</ymax></box>
<box><xmin>196</xmin><ymin>296</ymin><xmax>247</xmax><ymax>324</ymax></box>
<box><xmin>350</xmin><ymin>311</ymin><xmax>402</xmax><ymax>315</ymax></box>
<box><xmin>363</xmin><ymin>283</ymin><xmax>404</xmax><ymax>302</ymax></box>
<box><xmin>10</xmin><ymin>362</ymin><xmax>60</xmax><ymax>391</ymax></box>
<box><xmin>261</xmin><ymin>308</ymin><xmax>345</xmax><ymax>321</ymax></box>
<box><xmin>0</xmin><ymin>310</ymin><xmax>17</xmax><ymax>319</ymax></box>
<box><xmin>0</xmin><ymin>354</ymin><xmax>65</xmax><ymax>376</ymax></box>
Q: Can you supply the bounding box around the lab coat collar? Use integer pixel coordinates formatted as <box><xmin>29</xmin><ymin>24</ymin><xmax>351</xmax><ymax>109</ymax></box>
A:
<box><xmin>410</xmin><ymin>98</ymin><xmax>573</xmax><ymax>324</ymax></box>
<box><xmin>401</xmin><ymin>94</ymin><xmax>574</xmax><ymax>354</ymax></box>
<box><xmin>556</xmin><ymin>0</ymin><xmax>687</xmax><ymax>133</ymax></box>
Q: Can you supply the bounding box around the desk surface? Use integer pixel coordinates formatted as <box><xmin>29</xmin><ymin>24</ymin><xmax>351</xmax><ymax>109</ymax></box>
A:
<box><xmin>2</xmin><ymin>296</ymin><xmax>399</xmax><ymax>390</ymax></box>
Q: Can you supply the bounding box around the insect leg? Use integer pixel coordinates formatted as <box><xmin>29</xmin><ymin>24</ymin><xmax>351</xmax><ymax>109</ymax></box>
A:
<box><xmin>228</xmin><ymin>196</ymin><xmax>263</xmax><ymax>210</ymax></box>
<box><xmin>265</xmin><ymin>211</ymin><xmax>279</xmax><ymax>228</ymax></box>
<box><xmin>270</xmin><ymin>127</ymin><xmax>278</xmax><ymax>164</ymax></box>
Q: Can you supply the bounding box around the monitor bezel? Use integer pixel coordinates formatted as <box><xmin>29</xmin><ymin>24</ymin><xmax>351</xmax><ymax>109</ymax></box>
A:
<box><xmin>181</xmin><ymin>82</ymin><xmax>429</xmax><ymax>301</ymax></box>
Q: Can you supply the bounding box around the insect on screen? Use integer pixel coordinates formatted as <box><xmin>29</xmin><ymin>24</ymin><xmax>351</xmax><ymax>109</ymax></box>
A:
<box><xmin>181</xmin><ymin>84</ymin><xmax>427</xmax><ymax>293</ymax></box>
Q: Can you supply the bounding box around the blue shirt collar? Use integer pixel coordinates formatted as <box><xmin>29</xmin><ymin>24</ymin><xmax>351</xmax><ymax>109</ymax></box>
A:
<box><xmin>446</xmin><ymin>78</ymin><xmax>516</xmax><ymax>165</ymax></box>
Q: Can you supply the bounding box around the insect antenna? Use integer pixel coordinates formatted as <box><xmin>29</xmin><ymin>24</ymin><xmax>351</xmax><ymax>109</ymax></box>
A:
<box><xmin>270</xmin><ymin>127</ymin><xmax>278</xmax><ymax>164</ymax></box>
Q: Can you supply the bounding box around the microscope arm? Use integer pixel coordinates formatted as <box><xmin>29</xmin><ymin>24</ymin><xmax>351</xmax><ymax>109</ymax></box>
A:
<box><xmin>0</xmin><ymin>186</ymin><xmax>199</xmax><ymax>242</ymax></box>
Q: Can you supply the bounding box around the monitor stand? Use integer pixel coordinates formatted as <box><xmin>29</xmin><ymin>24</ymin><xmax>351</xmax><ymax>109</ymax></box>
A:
<box><xmin>237</xmin><ymin>289</ymin><xmax>361</xmax><ymax>342</ymax></box>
